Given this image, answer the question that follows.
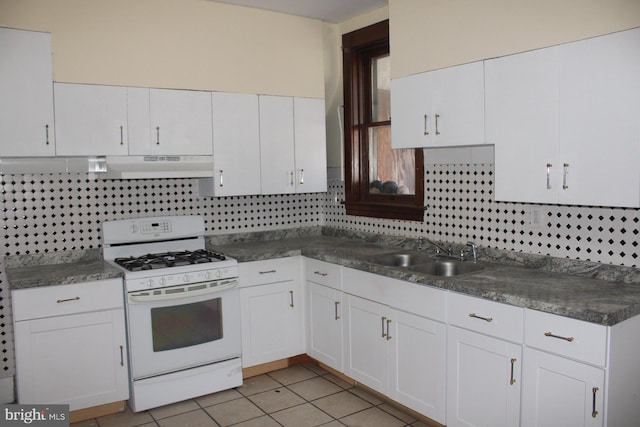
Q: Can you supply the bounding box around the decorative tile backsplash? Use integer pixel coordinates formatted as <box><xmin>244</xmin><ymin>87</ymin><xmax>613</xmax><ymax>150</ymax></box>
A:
<box><xmin>1</xmin><ymin>164</ymin><xmax>639</xmax><ymax>380</ymax></box>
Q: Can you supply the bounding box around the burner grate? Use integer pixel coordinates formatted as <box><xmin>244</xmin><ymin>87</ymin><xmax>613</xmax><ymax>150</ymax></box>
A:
<box><xmin>114</xmin><ymin>249</ymin><xmax>226</xmax><ymax>272</ymax></box>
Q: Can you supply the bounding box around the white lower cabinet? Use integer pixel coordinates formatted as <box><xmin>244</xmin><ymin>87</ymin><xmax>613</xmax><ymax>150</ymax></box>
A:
<box><xmin>446</xmin><ymin>292</ymin><xmax>524</xmax><ymax>427</ymax></box>
<box><xmin>239</xmin><ymin>257</ymin><xmax>304</xmax><ymax>368</ymax></box>
<box><xmin>521</xmin><ymin>347</ymin><xmax>604</xmax><ymax>427</ymax></box>
<box><xmin>12</xmin><ymin>278</ymin><xmax>128</xmax><ymax>411</ymax></box>
<box><xmin>304</xmin><ymin>258</ymin><xmax>343</xmax><ymax>372</ymax></box>
<box><xmin>342</xmin><ymin>267</ymin><xmax>447</xmax><ymax>423</ymax></box>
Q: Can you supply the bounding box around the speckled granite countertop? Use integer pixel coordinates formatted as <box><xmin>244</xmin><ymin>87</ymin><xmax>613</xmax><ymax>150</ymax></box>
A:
<box><xmin>208</xmin><ymin>231</ymin><xmax>640</xmax><ymax>327</ymax></box>
<box><xmin>5</xmin><ymin>228</ymin><xmax>640</xmax><ymax>326</ymax></box>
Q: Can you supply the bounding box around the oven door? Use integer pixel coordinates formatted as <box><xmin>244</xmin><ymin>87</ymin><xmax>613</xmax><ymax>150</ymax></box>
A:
<box><xmin>126</xmin><ymin>278</ymin><xmax>241</xmax><ymax>380</ymax></box>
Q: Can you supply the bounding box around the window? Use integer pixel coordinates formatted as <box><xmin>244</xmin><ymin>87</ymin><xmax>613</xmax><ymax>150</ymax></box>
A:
<box><xmin>342</xmin><ymin>20</ymin><xmax>425</xmax><ymax>221</ymax></box>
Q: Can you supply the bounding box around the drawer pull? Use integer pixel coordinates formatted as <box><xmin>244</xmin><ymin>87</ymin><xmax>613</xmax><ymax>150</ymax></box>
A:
<box><xmin>314</xmin><ymin>271</ymin><xmax>328</xmax><ymax>277</ymax></box>
<box><xmin>120</xmin><ymin>345</ymin><xmax>125</xmax><ymax>367</ymax></box>
<box><xmin>544</xmin><ymin>331</ymin><xmax>574</xmax><ymax>342</ymax></box>
<box><xmin>57</xmin><ymin>296</ymin><xmax>80</xmax><ymax>304</ymax></box>
<box><xmin>259</xmin><ymin>270</ymin><xmax>277</xmax><ymax>274</ymax></box>
<box><xmin>510</xmin><ymin>358</ymin><xmax>517</xmax><ymax>385</ymax></box>
<box><xmin>469</xmin><ymin>313</ymin><xmax>493</xmax><ymax>322</ymax></box>
<box><xmin>289</xmin><ymin>290</ymin><xmax>294</xmax><ymax>308</ymax></box>
<box><xmin>592</xmin><ymin>387</ymin><xmax>599</xmax><ymax>418</ymax></box>
<box><xmin>381</xmin><ymin>316</ymin><xmax>387</xmax><ymax>338</ymax></box>
<box><xmin>334</xmin><ymin>301</ymin><xmax>340</xmax><ymax>320</ymax></box>
<box><xmin>386</xmin><ymin>318</ymin><xmax>392</xmax><ymax>341</ymax></box>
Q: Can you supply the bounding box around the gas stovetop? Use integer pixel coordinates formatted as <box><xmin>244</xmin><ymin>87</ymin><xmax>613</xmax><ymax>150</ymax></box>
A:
<box><xmin>114</xmin><ymin>249</ymin><xmax>227</xmax><ymax>272</ymax></box>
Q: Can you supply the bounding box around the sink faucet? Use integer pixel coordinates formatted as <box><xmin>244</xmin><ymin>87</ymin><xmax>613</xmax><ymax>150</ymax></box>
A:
<box><xmin>420</xmin><ymin>237</ymin><xmax>452</xmax><ymax>257</ymax></box>
<box><xmin>465</xmin><ymin>241</ymin><xmax>478</xmax><ymax>263</ymax></box>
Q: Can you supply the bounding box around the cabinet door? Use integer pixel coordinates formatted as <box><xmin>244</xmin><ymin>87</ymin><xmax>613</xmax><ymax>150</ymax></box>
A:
<box><xmin>294</xmin><ymin>97</ymin><xmax>327</xmax><ymax>193</ymax></box>
<box><xmin>558</xmin><ymin>28</ymin><xmax>640</xmax><ymax>207</ymax></box>
<box><xmin>522</xmin><ymin>348</ymin><xmax>604</xmax><ymax>427</ymax></box>
<box><xmin>208</xmin><ymin>92</ymin><xmax>261</xmax><ymax>196</ymax></box>
<box><xmin>240</xmin><ymin>280</ymin><xmax>303</xmax><ymax>367</ymax></box>
<box><xmin>149</xmin><ymin>88</ymin><xmax>213</xmax><ymax>156</ymax></box>
<box><xmin>447</xmin><ymin>326</ymin><xmax>521</xmax><ymax>427</ymax></box>
<box><xmin>14</xmin><ymin>309</ymin><xmax>128</xmax><ymax>411</ymax></box>
<box><xmin>306</xmin><ymin>282</ymin><xmax>343</xmax><ymax>371</ymax></box>
<box><xmin>259</xmin><ymin>95</ymin><xmax>296</xmax><ymax>194</ymax></box>
<box><xmin>390</xmin><ymin>72</ymin><xmax>432</xmax><ymax>148</ymax></box>
<box><xmin>388</xmin><ymin>308</ymin><xmax>446</xmax><ymax>424</ymax></box>
<box><xmin>54</xmin><ymin>83</ymin><xmax>129</xmax><ymax>156</ymax></box>
<box><xmin>430</xmin><ymin>61</ymin><xmax>485</xmax><ymax>147</ymax></box>
<box><xmin>343</xmin><ymin>294</ymin><xmax>387</xmax><ymax>393</ymax></box>
<box><xmin>486</xmin><ymin>46</ymin><xmax>560</xmax><ymax>204</ymax></box>
<box><xmin>0</xmin><ymin>28</ymin><xmax>55</xmax><ymax>156</ymax></box>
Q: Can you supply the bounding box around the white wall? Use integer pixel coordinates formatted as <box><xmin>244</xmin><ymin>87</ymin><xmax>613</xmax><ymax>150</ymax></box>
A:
<box><xmin>0</xmin><ymin>0</ymin><xmax>325</xmax><ymax>97</ymax></box>
<box><xmin>390</xmin><ymin>0</ymin><xmax>640</xmax><ymax>78</ymax></box>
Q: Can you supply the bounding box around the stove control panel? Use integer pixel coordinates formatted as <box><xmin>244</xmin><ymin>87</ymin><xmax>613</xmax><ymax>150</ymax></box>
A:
<box><xmin>125</xmin><ymin>265</ymin><xmax>239</xmax><ymax>292</ymax></box>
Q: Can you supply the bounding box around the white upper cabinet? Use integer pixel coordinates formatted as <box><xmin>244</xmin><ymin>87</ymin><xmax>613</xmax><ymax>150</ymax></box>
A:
<box><xmin>200</xmin><ymin>92</ymin><xmax>261</xmax><ymax>197</ymax></box>
<box><xmin>0</xmin><ymin>27</ymin><xmax>55</xmax><ymax>157</ymax></box>
<box><xmin>139</xmin><ymin>88</ymin><xmax>213</xmax><ymax>156</ymax></box>
<box><xmin>54</xmin><ymin>83</ymin><xmax>129</xmax><ymax>156</ymax></box>
<box><xmin>260</xmin><ymin>95</ymin><xmax>296</xmax><ymax>194</ymax></box>
<box><xmin>293</xmin><ymin>97</ymin><xmax>327</xmax><ymax>193</ymax></box>
<box><xmin>557</xmin><ymin>28</ymin><xmax>640</xmax><ymax>207</ymax></box>
<box><xmin>391</xmin><ymin>61</ymin><xmax>485</xmax><ymax>148</ymax></box>
<box><xmin>486</xmin><ymin>46</ymin><xmax>560</xmax><ymax>205</ymax></box>
<box><xmin>488</xmin><ymin>27</ymin><xmax>640</xmax><ymax>207</ymax></box>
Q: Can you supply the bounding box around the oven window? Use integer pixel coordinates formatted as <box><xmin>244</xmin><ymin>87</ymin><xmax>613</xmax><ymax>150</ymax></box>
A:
<box><xmin>151</xmin><ymin>298</ymin><xmax>223</xmax><ymax>352</ymax></box>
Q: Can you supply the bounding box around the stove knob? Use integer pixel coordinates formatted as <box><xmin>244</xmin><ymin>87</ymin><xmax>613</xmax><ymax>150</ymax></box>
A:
<box><xmin>130</xmin><ymin>224</ymin><xmax>138</xmax><ymax>234</ymax></box>
<box><xmin>205</xmin><ymin>271</ymin><xmax>212</xmax><ymax>280</ymax></box>
<box><xmin>146</xmin><ymin>278</ymin><xmax>154</xmax><ymax>288</ymax></box>
<box><xmin>215</xmin><ymin>269</ymin><xmax>222</xmax><ymax>278</ymax></box>
<box><xmin>183</xmin><ymin>274</ymin><xmax>190</xmax><ymax>283</ymax></box>
<box><xmin>159</xmin><ymin>277</ymin><xmax>167</xmax><ymax>287</ymax></box>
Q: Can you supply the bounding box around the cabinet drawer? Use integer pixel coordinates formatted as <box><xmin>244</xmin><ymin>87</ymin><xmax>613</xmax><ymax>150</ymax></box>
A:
<box><xmin>304</xmin><ymin>258</ymin><xmax>342</xmax><ymax>290</ymax></box>
<box><xmin>448</xmin><ymin>292</ymin><xmax>524</xmax><ymax>343</ymax></box>
<box><xmin>12</xmin><ymin>278</ymin><xmax>124</xmax><ymax>321</ymax></box>
<box><xmin>524</xmin><ymin>309</ymin><xmax>608</xmax><ymax>366</ymax></box>
<box><xmin>239</xmin><ymin>257</ymin><xmax>299</xmax><ymax>288</ymax></box>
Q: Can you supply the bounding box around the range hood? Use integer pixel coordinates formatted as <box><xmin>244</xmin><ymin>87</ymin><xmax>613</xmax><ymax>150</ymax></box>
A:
<box><xmin>105</xmin><ymin>155</ymin><xmax>214</xmax><ymax>179</ymax></box>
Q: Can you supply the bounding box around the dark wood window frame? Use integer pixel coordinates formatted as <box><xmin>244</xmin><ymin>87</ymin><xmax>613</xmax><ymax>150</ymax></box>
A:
<box><xmin>342</xmin><ymin>20</ymin><xmax>425</xmax><ymax>221</ymax></box>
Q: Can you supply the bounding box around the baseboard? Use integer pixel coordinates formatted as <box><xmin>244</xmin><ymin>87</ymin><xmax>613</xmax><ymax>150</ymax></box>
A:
<box><xmin>69</xmin><ymin>400</ymin><xmax>126</xmax><ymax>423</ymax></box>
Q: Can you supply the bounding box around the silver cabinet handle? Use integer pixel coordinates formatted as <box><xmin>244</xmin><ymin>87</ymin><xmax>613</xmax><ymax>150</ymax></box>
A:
<box><xmin>57</xmin><ymin>296</ymin><xmax>80</xmax><ymax>304</ymax></box>
<box><xmin>120</xmin><ymin>345</ymin><xmax>125</xmax><ymax>367</ymax></box>
<box><xmin>45</xmin><ymin>124</ymin><xmax>50</xmax><ymax>145</ymax></box>
<box><xmin>546</xmin><ymin>163</ymin><xmax>553</xmax><ymax>189</ymax></box>
<box><xmin>120</xmin><ymin>125</ymin><xmax>124</xmax><ymax>145</ymax></box>
<box><xmin>469</xmin><ymin>312</ymin><xmax>493</xmax><ymax>322</ymax></box>
<box><xmin>314</xmin><ymin>271</ymin><xmax>328</xmax><ymax>277</ymax></box>
<box><xmin>381</xmin><ymin>316</ymin><xmax>387</xmax><ymax>338</ymax></box>
<box><xmin>544</xmin><ymin>331</ymin><xmax>574</xmax><ymax>342</ymax></box>
<box><xmin>258</xmin><ymin>269</ymin><xmax>276</xmax><ymax>274</ymax></box>
<box><xmin>510</xmin><ymin>358</ymin><xmax>517</xmax><ymax>385</ymax></box>
<box><xmin>423</xmin><ymin>114</ymin><xmax>429</xmax><ymax>135</ymax></box>
<box><xmin>334</xmin><ymin>301</ymin><xmax>340</xmax><ymax>320</ymax></box>
<box><xmin>289</xmin><ymin>290</ymin><xmax>294</xmax><ymax>308</ymax></box>
<box><xmin>299</xmin><ymin>169</ymin><xmax>304</xmax><ymax>185</ymax></box>
<box><xmin>386</xmin><ymin>318</ymin><xmax>392</xmax><ymax>341</ymax></box>
<box><xmin>592</xmin><ymin>387</ymin><xmax>599</xmax><ymax>418</ymax></box>
<box><xmin>435</xmin><ymin>113</ymin><xmax>441</xmax><ymax>135</ymax></box>
<box><xmin>289</xmin><ymin>171</ymin><xmax>294</xmax><ymax>186</ymax></box>
<box><xmin>219</xmin><ymin>170</ymin><xmax>224</xmax><ymax>187</ymax></box>
<box><xmin>156</xmin><ymin>126</ymin><xmax>160</xmax><ymax>145</ymax></box>
<box><xmin>563</xmin><ymin>163</ymin><xmax>569</xmax><ymax>189</ymax></box>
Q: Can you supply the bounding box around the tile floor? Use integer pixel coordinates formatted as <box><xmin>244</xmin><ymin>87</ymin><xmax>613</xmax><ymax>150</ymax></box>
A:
<box><xmin>71</xmin><ymin>363</ymin><xmax>432</xmax><ymax>427</ymax></box>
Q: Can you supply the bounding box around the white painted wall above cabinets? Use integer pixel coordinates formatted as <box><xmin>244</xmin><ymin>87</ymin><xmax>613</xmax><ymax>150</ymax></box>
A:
<box><xmin>487</xmin><ymin>27</ymin><xmax>640</xmax><ymax>208</ymax></box>
<box><xmin>0</xmin><ymin>27</ymin><xmax>55</xmax><ymax>157</ymax></box>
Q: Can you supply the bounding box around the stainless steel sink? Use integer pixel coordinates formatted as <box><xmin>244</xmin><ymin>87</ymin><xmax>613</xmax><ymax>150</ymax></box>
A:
<box><xmin>408</xmin><ymin>259</ymin><xmax>484</xmax><ymax>277</ymax></box>
<box><xmin>365</xmin><ymin>251</ymin><xmax>434</xmax><ymax>267</ymax></box>
<box><xmin>365</xmin><ymin>251</ymin><xmax>484</xmax><ymax>277</ymax></box>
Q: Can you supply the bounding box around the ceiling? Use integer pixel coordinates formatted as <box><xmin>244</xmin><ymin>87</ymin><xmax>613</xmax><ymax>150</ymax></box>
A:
<box><xmin>209</xmin><ymin>0</ymin><xmax>388</xmax><ymax>23</ymax></box>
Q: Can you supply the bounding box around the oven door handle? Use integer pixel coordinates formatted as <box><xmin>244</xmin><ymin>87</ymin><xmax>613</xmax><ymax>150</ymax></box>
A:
<box><xmin>128</xmin><ymin>279</ymin><xmax>238</xmax><ymax>303</ymax></box>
